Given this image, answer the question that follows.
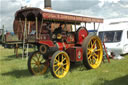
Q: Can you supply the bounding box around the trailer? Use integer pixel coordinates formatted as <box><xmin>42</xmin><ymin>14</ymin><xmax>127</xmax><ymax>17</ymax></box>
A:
<box><xmin>0</xmin><ymin>29</ymin><xmax>4</xmax><ymax>44</ymax></box>
<box><xmin>98</xmin><ymin>21</ymin><xmax>128</xmax><ymax>58</ymax></box>
<box><xmin>13</xmin><ymin>7</ymin><xmax>104</xmax><ymax>78</ymax></box>
<box><xmin>0</xmin><ymin>29</ymin><xmax>22</xmax><ymax>48</ymax></box>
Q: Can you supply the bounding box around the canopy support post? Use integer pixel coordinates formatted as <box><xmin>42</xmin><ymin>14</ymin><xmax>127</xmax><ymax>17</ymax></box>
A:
<box><xmin>19</xmin><ymin>18</ymin><xmax>24</xmax><ymax>40</ymax></box>
<box><xmin>94</xmin><ymin>22</ymin><xmax>96</xmax><ymax>34</ymax></box>
<box><xmin>22</xmin><ymin>17</ymin><xmax>27</xmax><ymax>59</ymax></box>
<box><xmin>85</xmin><ymin>22</ymin><xmax>86</xmax><ymax>28</ymax></box>
<box><xmin>97</xmin><ymin>23</ymin><xmax>100</xmax><ymax>32</ymax></box>
<box><xmin>39</xmin><ymin>19</ymin><xmax>43</xmax><ymax>39</ymax></box>
<box><xmin>26</xmin><ymin>21</ymin><xmax>31</xmax><ymax>60</ymax></box>
<box><xmin>35</xmin><ymin>17</ymin><xmax>38</xmax><ymax>39</ymax></box>
<box><xmin>75</xmin><ymin>22</ymin><xmax>76</xmax><ymax>31</ymax></box>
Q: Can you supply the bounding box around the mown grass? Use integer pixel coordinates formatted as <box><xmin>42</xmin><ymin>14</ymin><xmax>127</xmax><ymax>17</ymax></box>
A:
<box><xmin>0</xmin><ymin>45</ymin><xmax>128</xmax><ymax>85</ymax></box>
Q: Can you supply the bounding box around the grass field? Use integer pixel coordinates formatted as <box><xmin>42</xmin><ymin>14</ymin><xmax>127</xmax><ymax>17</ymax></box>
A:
<box><xmin>0</xmin><ymin>46</ymin><xmax>128</xmax><ymax>85</ymax></box>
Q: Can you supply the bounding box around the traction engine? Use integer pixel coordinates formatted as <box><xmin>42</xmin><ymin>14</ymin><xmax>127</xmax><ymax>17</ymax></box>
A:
<box><xmin>13</xmin><ymin>7</ymin><xmax>103</xmax><ymax>78</ymax></box>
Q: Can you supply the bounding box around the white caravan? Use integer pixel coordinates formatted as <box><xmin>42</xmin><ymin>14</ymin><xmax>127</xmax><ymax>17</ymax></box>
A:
<box><xmin>98</xmin><ymin>21</ymin><xmax>128</xmax><ymax>58</ymax></box>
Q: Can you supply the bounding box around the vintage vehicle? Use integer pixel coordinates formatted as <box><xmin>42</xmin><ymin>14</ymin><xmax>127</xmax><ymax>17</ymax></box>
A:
<box><xmin>13</xmin><ymin>7</ymin><xmax>103</xmax><ymax>78</ymax></box>
<box><xmin>0</xmin><ymin>29</ymin><xmax>22</xmax><ymax>48</ymax></box>
<box><xmin>98</xmin><ymin>21</ymin><xmax>128</xmax><ymax>58</ymax></box>
<box><xmin>0</xmin><ymin>29</ymin><xmax>4</xmax><ymax>44</ymax></box>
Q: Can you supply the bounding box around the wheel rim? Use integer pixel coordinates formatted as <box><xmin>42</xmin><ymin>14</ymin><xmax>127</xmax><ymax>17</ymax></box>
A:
<box><xmin>53</xmin><ymin>52</ymin><xmax>70</xmax><ymax>78</ymax></box>
<box><xmin>30</xmin><ymin>52</ymin><xmax>48</xmax><ymax>75</ymax></box>
<box><xmin>87</xmin><ymin>37</ymin><xmax>103</xmax><ymax>68</ymax></box>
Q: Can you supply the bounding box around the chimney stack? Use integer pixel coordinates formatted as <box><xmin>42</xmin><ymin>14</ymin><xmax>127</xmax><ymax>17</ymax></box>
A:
<box><xmin>44</xmin><ymin>0</ymin><xmax>52</xmax><ymax>9</ymax></box>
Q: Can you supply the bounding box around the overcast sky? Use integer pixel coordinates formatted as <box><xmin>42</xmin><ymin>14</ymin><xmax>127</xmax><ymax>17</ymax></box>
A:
<box><xmin>0</xmin><ymin>0</ymin><xmax>128</xmax><ymax>31</ymax></box>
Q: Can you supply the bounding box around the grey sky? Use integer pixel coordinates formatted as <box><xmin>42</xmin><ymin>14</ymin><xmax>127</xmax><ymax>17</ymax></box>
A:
<box><xmin>0</xmin><ymin>0</ymin><xmax>128</xmax><ymax>31</ymax></box>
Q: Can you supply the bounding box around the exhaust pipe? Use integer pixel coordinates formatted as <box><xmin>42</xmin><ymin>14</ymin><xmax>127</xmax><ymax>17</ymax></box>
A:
<box><xmin>44</xmin><ymin>0</ymin><xmax>52</xmax><ymax>9</ymax></box>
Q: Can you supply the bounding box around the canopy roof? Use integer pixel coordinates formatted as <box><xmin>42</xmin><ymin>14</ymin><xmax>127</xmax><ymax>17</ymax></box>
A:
<box><xmin>15</xmin><ymin>7</ymin><xmax>103</xmax><ymax>23</ymax></box>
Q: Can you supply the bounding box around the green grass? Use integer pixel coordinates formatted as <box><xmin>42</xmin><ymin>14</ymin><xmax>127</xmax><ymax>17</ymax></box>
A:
<box><xmin>0</xmin><ymin>46</ymin><xmax>128</xmax><ymax>85</ymax></box>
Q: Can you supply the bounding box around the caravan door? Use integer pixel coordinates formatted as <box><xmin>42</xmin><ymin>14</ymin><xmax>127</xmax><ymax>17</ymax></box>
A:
<box><xmin>123</xmin><ymin>29</ymin><xmax>128</xmax><ymax>54</ymax></box>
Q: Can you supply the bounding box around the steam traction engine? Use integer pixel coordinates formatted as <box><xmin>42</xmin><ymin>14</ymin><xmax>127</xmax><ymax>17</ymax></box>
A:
<box><xmin>13</xmin><ymin>7</ymin><xmax>103</xmax><ymax>78</ymax></box>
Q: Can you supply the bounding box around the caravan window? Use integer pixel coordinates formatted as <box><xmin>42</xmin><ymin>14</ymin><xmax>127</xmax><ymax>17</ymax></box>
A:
<box><xmin>127</xmin><ymin>31</ymin><xmax>128</xmax><ymax>39</ymax></box>
<box><xmin>99</xmin><ymin>31</ymin><xmax>122</xmax><ymax>43</ymax></box>
<box><xmin>114</xmin><ymin>31</ymin><xmax>122</xmax><ymax>42</ymax></box>
<box><xmin>99</xmin><ymin>32</ymin><xmax>104</xmax><ymax>41</ymax></box>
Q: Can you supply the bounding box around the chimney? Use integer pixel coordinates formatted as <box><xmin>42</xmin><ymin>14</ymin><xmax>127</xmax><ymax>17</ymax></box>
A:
<box><xmin>44</xmin><ymin>0</ymin><xmax>52</xmax><ymax>9</ymax></box>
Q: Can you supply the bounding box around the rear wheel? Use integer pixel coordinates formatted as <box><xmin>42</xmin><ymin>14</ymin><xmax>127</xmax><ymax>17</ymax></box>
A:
<box><xmin>50</xmin><ymin>51</ymin><xmax>70</xmax><ymax>78</ymax></box>
<box><xmin>82</xmin><ymin>35</ymin><xmax>103</xmax><ymax>69</ymax></box>
<box><xmin>28</xmin><ymin>51</ymin><xmax>49</xmax><ymax>75</ymax></box>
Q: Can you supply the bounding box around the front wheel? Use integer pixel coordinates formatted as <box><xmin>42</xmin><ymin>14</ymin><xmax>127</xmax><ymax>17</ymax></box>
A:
<box><xmin>50</xmin><ymin>51</ymin><xmax>70</xmax><ymax>78</ymax></box>
<box><xmin>82</xmin><ymin>35</ymin><xmax>103</xmax><ymax>69</ymax></box>
<box><xmin>28</xmin><ymin>51</ymin><xmax>49</xmax><ymax>75</ymax></box>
